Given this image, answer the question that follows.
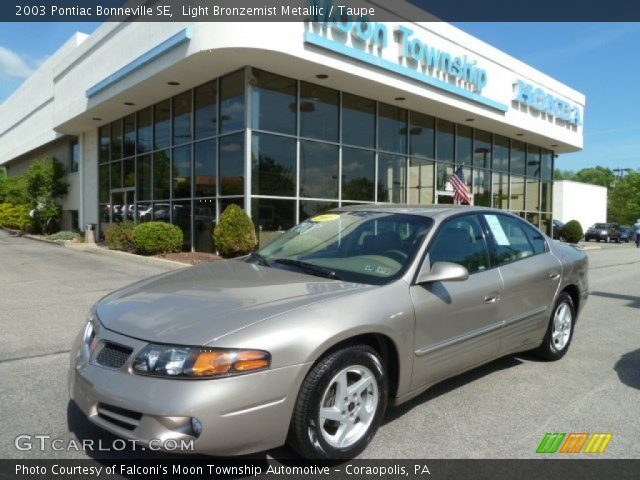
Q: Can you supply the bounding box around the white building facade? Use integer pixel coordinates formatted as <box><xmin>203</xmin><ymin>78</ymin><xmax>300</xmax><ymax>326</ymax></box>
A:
<box><xmin>553</xmin><ymin>180</ymin><xmax>607</xmax><ymax>233</ymax></box>
<box><xmin>0</xmin><ymin>16</ymin><xmax>585</xmax><ymax>250</ymax></box>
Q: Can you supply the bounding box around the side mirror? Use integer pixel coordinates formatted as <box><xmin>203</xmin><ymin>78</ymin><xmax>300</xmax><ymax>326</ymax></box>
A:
<box><xmin>417</xmin><ymin>261</ymin><xmax>469</xmax><ymax>284</ymax></box>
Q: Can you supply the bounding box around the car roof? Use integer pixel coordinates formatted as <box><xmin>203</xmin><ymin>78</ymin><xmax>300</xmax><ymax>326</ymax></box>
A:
<box><xmin>334</xmin><ymin>203</ymin><xmax>512</xmax><ymax>220</ymax></box>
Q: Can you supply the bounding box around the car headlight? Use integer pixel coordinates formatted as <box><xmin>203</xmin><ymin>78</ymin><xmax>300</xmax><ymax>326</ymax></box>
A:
<box><xmin>132</xmin><ymin>344</ymin><xmax>271</xmax><ymax>378</ymax></box>
<box><xmin>82</xmin><ymin>310</ymin><xmax>99</xmax><ymax>359</ymax></box>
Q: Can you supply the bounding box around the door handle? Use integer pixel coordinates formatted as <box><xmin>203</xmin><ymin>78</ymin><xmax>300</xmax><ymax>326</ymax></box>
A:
<box><xmin>549</xmin><ymin>272</ymin><xmax>560</xmax><ymax>280</ymax></box>
<box><xmin>484</xmin><ymin>295</ymin><xmax>501</xmax><ymax>304</ymax></box>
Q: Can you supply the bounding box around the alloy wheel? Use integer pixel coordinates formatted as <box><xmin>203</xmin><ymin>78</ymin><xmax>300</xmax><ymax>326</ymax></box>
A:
<box><xmin>552</xmin><ymin>303</ymin><xmax>573</xmax><ymax>351</ymax></box>
<box><xmin>317</xmin><ymin>365</ymin><xmax>379</xmax><ymax>449</ymax></box>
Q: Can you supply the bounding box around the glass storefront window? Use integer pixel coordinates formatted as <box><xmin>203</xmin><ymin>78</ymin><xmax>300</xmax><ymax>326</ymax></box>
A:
<box><xmin>110</xmin><ymin>160</ymin><xmax>122</xmax><ymax>189</ymax></box>
<box><xmin>300</xmin><ymin>82</ymin><xmax>339</xmax><ymax>142</ymax></box>
<box><xmin>493</xmin><ymin>135</ymin><xmax>509</xmax><ymax>172</ymax></box>
<box><xmin>99</xmin><ymin>125</ymin><xmax>110</xmax><ymax>162</ymax></box>
<box><xmin>342</xmin><ymin>93</ymin><xmax>375</xmax><ymax>148</ymax></box>
<box><xmin>111</xmin><ymin>120</ymin><xmax>122</xmax><ymax>160</ymax></box>
<box><xmin>540</xmin><ymin>213</ymin><xmax>552</xmax><ymax>236</ymax></box>
<box><xmin>137</xmin><ymin>202</ymin><xmax>153</xmax><ymax>223</ymax></box>
<box><xmin>300</xmin><ymin>140</ymin><xmax>338</xmax><ymax>199</ymax></box>
<box><xmin>436</xmin><ymin>162</ymin><xmax>453</xmax><ymax>191</ymax></box>
<box><xmin>220</xmin><ymin>70</ymin><xmax>245</xmax><ymax>133</ymax></box>
<box><xmin>172</xmin><ymin>200</ymin><xmax>191</xmax><ymax>250</ymax></box>
<box><xmin>409</xmin><ymin>157</ymin><xmax>434</xmax><ymax>205</ymax></box>
<box><xmin>252</xmin><ymin>198</ymin><xmax>295</xmax><ymax>245</ymax></box>
<box><xmin>219</xmin><ymin>133</ymin><xmax>245</xmax><ymax>196</ymax></box>
<box><xmin>300</xmin><ymin>200</ymin><xmax>338</xmax><ymax>221</ymax></box>
<box><xmin>526</xmin><ymin>178</ymin><xmax>540</xmax><ymax>211</ymax></box>
<box><xmin>342</xmin><ymin>147</ymin><xmax>375</xmax><ymax>202</ymax></box>
<box><xmin>541</xmin><ymin>181</ymin><xmax>552</xmax><ymax>212</ymax></box>
<box><xmin>456</xmin><ymin>125</ymin><xmax>472</xmax><ymax>166</ymax></box>
<box><xmin>378</xmin><ymin>154</ymin><xmax>406</xmax><ymax>203</ymax></box>
<box><xmin>194</xmin><ymin>139</ymin><xmax>216</xmax><ymax>197</ymax></box>
<box><xmin>194</xmin><ymin>81</ymin><xmax>217</xmax><ymax>139</ymax></box>
<box><xmin>137</xmin><ymin>108</ymin><xmax>152</xmax><ymax>154</ymax></box>
<box><xmin>123</xmin><ymin>158</ymin><xmax>135</xmax><ymax>188</ymax></box>
<box><xmin>220</xmin><ymin>197</ymin><xmax>244</xmax><ymax>215</ymax></box>
<box><xmin>473</xmin><ymin>130</ymin><xmax>491</xmax><ymax>168</ymax></box>
<box><xmin>136</xmin><ymin>154</ymin><xmax>152</xmax><ymax>201</ymax></box>
<box><xmin>194</xmin><ymin>199</ymin><xmax>216</xmax><ymax>252</ymax></box>
<box><xmin>410</xmin><ymin>112</ymin><xmax>435</xmax><ymax>159</ymax></box>
<box><xmin>153</xmin><ymin>150</ymin><xmax>171</xmax><ymax>200</ymax></box>
<box><xmin>527</xmin><ymin>144</ymin><xmax>541</xmax><ymax>178</ymax></box>
<box><xmin>378</xmin><ymin>103</ymin><xmax>407</xmax><ymax>154</ymax></box>
<box><xmin>473</xmin><ymin>169</ymin><xmax>491</xmax><ymax>207</ymax></box>
<box><xmin>436</xmin><ymin>119</ymin><xmax>454</xmax><ymax>163</ymax></box>
<box><xmin>511</xmin><ymin>175</ymin><xmax>525</xmax><ymax>210</ymax></box>
<box><xmin>511</xmin><ymin>140</ymin><xmax>526</xmax><ymax>175</ymax></box>
<box><xmin>99</xmin><ymin>164</ymin><xmax>109</xmax><ymax>203</ymax></box>
<box><xmin>541</xmin><ymin>149</ymin><xmax>553</xmax><ymax>181</ymax></box>
<box><xmin>492</xmin><ymin>172</ymin><xmax>509</xmax><ymax>209</ymax></box>
<box><xmin>172</xmin><ymin>145</ymin><xmax>191</xmax><ymax>198</ymax></box>
<box><xmin>173</xmin><ymin>91</ymin><xmax>192</xmax><ymax>146</ymax></box>
<box><xmin>251</xmin><ymin>132</ymin><xmax>296</xmax><ymax>196</ymax></box>
<box><xmin>154</xmin><ymin>99</ymin><xmax>171</xmax><ymax>150</ymax></box>
<box><xmin>250</xmin><ymin>69</ymin><xmax>296</xmax><ymax>135</ymax></box>
<box><xmin>123</xmin><ymin>114</ymin><xmax>136</xmax><ymax>158</ymax></box>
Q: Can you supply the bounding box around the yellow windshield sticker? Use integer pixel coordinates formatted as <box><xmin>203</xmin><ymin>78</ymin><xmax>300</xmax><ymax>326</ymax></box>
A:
<box><xmin>311</xmin><ymin>214</ymin><xmax>340</xmax><ymax>222</ymax></box>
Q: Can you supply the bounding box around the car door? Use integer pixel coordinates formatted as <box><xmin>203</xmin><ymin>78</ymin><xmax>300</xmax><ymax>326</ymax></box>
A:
<box><xmin>409</xmin><ymin>213</ymin><xmax>503</xmax><ymax>390</ymax></box>
<box><xmin>480</xmin><ymin>213</ymin><xmax>561</xmax><ymax>354</ymax></box>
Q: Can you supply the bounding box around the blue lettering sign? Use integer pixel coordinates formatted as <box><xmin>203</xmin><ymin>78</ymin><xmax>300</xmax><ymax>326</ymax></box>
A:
<box><xmin>514</xmin><ymin>80</ymin><xmax>582</xmax><ymax>126</ymax></box>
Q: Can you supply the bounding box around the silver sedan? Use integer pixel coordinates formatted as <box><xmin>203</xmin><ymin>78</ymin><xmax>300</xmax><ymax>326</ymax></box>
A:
<box><xmin>69</xmin><ymin>205</ymin><xmax>588</xmax><ymax>459</ymax></box>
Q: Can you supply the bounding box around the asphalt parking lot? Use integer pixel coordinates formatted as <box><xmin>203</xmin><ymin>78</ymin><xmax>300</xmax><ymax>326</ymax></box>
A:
<box><xmin>1</xmin><ymin>230</ymin><xmax>639</xmax><ymax>459</ymax></box>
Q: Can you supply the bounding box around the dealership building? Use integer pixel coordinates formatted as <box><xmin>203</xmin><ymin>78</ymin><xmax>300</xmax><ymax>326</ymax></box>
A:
<box><xmin>0</xmin><ymin>16</ymin><xmax>585</xmax><ymax>251</ymax></box>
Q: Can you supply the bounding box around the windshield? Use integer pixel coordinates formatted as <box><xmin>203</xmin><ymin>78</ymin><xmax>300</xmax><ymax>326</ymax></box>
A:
<box><xmin>254</xmin><ymin>211</ymin><xmax>433</xmax><ymax>285</ymax></box>
<box><xmin>593</xmin><ymin>223</ymin><xmax>607</xmax><ymax>229</ymax></box>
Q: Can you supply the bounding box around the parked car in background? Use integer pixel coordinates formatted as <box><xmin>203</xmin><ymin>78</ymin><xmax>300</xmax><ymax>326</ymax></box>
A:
<box><xmin>552</xmin><ymin>219</ymin><xmax>566</xmax><ymax>241</ymax></box>
<box><xmin>70</xmin><ymin>206</ymin><xmax>589</xmax><ymax>459</ymax></box>
<box><xmin>619</xmin><ymin>227</ymin><xmax>634</xmax><ymax>243</ymax></box>
<box><xmin>584</xmin><ymin>223</ymin><xmax>622</xmax><ymax>243</ymax></box>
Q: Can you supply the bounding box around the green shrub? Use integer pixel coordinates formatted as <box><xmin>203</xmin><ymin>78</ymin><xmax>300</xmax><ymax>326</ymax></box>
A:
<box><xmin>133</xmin><ymin>222</ymin><xmax>183</xmax><ymax>255</ymax></box>
<box><xmin>0</xmin><ymin>203</ymin><xmax>33</xmax><ymax>231</ymax></box>
<box><xmin>213</xmin><ymin>205</ymin><xmax>257</xmax><ymax>258</ymax></box>
<box><xmin>104</xmin><ymin>221</ymin><xmax>135</xmax><ymax>251</ymax></box>
<box><xmin>46</xmin><ymin>230</ymin><xmax>82</xmax><ymax>242</ymax></box>
<box><xmin>560</xmin><ymin>220</ymin><xmax>583</xmax><ymax>243</ymax></box>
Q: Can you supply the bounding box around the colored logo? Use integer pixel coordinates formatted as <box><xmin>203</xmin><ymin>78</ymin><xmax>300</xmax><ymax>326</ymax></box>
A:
<box><xmin>537</xmin><ymin>433</ymin><xmax>612</xmax><ymax>454</ymax></box>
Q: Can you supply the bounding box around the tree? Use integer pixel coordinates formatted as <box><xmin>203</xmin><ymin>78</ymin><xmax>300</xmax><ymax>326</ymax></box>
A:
<box><xmin>23</xmin><ymin>157</ymin><xmax>69</xmax><ymax>233</ymax></box>
<box><xmin>608</xmin><ymin>171</ymin><xmax>640</xmax><ymax>225</ymax></box>
<box><xmin>574</xmin><ymin>166</ymin><xmax>615</xmax><ymax>188</ymax></box>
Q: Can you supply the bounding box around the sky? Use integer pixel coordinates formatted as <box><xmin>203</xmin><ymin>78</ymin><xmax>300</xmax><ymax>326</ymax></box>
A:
<box><xmin>1</xmin><ymin>22</ymin><xmax>638</xmax><ymax>172</ymax></box>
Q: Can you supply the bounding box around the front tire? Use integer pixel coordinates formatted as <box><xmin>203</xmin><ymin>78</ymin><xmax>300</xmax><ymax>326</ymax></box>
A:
<box><xmin>288</xmin><ymin>345</ymin><xmax>387</xmax><ymax>459</ymax></box>
<box><xmin>534</xmin><ymin>292</ymin><xmax>575</xmax><ymax>361</ymax></box>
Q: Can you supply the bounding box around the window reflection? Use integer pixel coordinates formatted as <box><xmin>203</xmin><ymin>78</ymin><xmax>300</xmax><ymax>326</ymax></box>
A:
<box><xmin>173</xmin><ymin>91</ymin><xmax>192</xmax><ymax>146</ymax></box>
<box><xmin>137</xmin><ymin>108</ymin><xmax>152</xmax><ymax>153</ymax></box>
<box><xmin>493</xmin><ymin>135</ymin><xmax>509</xmax><ymax>172</ymax></box>
<box><xmin>410</xmin><ymin>112</ymin><xmax>435</xmax><ymax>159</ymax></box>
<box><xmin>409</xmin><ymin>158</ymin><xmax>434</xmax><ymax>205</ymax></box>
<box><xmin>136</xmin><ymin>154</ymin><xmax>152</xmax><ymax>201</ymax></box>
<box><xmin>342</xmin><ymin>147</ymin><xmax>375</xmax><ymax>202</ymax></box>
<box><xmin>511</xmin><ymin>175</ymin><xmax>525</xmax><ymax>210</ymax></box>
<box><xmin>511</xmin><ymin>140</ymin><xmax>526</xmax><ymax>175</ymax></box>
<box><xmin>111</xmin><ymin>120</ymin><xmax>122</xmax><ymax>160</ymax></box>
<box><xmin>123</xmin><ymin>114</ymin><xmax>136</xmax><ymax>158</ymax></box>
<box><xmin>219</xmin><ymin>133</ymin><xmax>245</xmax><ymax>195</ymax></box>
<box><xmin>194</xmin><ymin>199</ymin><xmax>216</xmax><ymax>252</ymax></box>
<box><xmin>99</xmin><ymin>125</ymin><xmax>110</xmax><ymax>162</ymax></box>
<box><xmin>492</xmin><ymin>172</ymin><xmax>509</xmax><ymax>209</ymax></box>
<box><xmin>378</xmin><ymin>103</ymin><xmax>407</xmax><ymax>154</ymax></box>
<box><xmin>252</xmin><ymin>198</ymin><xmax>295</xmax><ymax>246</ymax></box>
<box><xmin>154</xmin><ymin>100</ymin><xmax>171</xmax><ymax>150</ymax></box>
<box><xmin>526</xmin><ymin>178</ymin><xmax>539</xmax><ymax>211</ymax></box>
<box><xmin>527</xmin><ymin>144</ymin><xmax>541</xmax><ymax>178</ymax></box>
<box><xmin>300</xmin><ymin>81</ymin><xmax>339</xmax><ymax>142</ymax></box>
<box><xmin>251</xmin><ymin>132</ymin><xmax>295</xmax><ymax>196</ymax></box>
<box><xmin>473</xmin><ymin>130</ymin><xmax>491</xmax><ymax>168</ymax></box>
<box><xmin>342</xmin><ymin>93</ymin><xmax>375</xmax><ymax>148</ymax></box>
<box><xmin>436</xmin><ymin>119</ymin><xmax>454</xmax><ymax>163</ymax></box>
<box><xmin>250</xmin><ymin>69</ymin><xmax>296</xmax><ymax>135</ymax></box>
<box><xmin>153</xmin><ymin>150</ymin><xmax>171</xmax><ymax>200</ymax></box>
<box><xmin>194</xmin><ymin>139</ymin><xmax>216</xmax><ymax>197</ymax></box>
<box><xmin>172</xmin><ymin>145</ymin><xmax>191</xmax><ymax>198</ymax></box>
<box><xmin>194</xmin><ymin>81</ymin><xmax>217</xmax><ymax>139</ymax></box>
<box><xmin>473</xmin><ymin>169</ymin><xmax>490</xmax><ymax>207</ymax></box>
<box><xmin>378</xmin><ymin>154</ymin><xmax>406</xmax><ymax>203</ymax></box>
<box><xmin>300</xmin><ymin>140</ymin><xmax>338</xmax><ymax>199</ymax></box>
<box><xmin>172</xmin><ymin>201</ymin><xmax>191</xmax><ymax>251</ymax></box>
<box><xmin>220</xmin><ymin>70</ymin><xmax>245</xmax><ymax>133</ymax></box>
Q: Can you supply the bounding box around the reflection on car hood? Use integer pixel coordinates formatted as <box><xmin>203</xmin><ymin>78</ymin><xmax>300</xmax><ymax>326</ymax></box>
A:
<box><xmin>96</xmin><ymin>259</ymin><xmax>372</xmax><ymax>345</ymax></box>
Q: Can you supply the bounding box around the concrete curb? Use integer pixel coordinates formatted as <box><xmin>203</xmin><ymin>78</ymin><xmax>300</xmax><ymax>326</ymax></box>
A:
<box><xmin>18</xmin><ymin>233</ymin><xmax>187</xmax><ymax>269</ymax></box>
<box><xmin>66</xmin><ymin>243</ymin><xmax>188</xmax><ymax>269</ymax></box>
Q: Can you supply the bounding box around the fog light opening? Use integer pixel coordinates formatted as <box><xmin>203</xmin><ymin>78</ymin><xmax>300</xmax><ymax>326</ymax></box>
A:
<box><xmin>191</xmin><ymin>417</ymin><xmax>202</xmax><ymax>438</ymax></box>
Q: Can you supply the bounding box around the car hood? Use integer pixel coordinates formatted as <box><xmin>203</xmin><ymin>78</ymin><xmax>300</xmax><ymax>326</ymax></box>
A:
<box><xmin>96</xmin><ymin>259</ymin><xmax>372</xmax><ymax>346</ymax></box>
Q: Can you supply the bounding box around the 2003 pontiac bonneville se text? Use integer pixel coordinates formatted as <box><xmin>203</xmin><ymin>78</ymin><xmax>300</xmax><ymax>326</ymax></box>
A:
<box><xmin>69</xmin><ymin>205</ymin><xmax>588</xmax><ymax>459</ymax></box>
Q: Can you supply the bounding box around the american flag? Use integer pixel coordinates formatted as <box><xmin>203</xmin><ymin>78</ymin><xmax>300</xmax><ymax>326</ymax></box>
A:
<box><xmin>448</xmin><ymin>165</ymin><xmax>473</xmax><ymax>205</ymax></box>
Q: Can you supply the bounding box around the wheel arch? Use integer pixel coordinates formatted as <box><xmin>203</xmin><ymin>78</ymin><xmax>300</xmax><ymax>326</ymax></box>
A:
<box><xmin>562</xmin><ymin>284</ymin><xmax>581</xmax><ymax>318</ymax></box>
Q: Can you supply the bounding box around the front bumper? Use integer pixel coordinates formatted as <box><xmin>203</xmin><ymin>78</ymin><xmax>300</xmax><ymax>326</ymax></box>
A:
<box><xmin>69</xmin><ymin>325</ymin><xmax>310</xmax><ymax>456</ymax></box>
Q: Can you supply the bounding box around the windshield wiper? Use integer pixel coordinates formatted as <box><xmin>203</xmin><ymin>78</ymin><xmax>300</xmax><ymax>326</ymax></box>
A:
<box><xmin>272</xmin><ymin>258</ymin><xmax>342</xmax><ymax>280</ymax></box>
<box><xmin>248</xmin><ymin>252</ymin><xmax>271</xmax><ymax>267</ymax></box>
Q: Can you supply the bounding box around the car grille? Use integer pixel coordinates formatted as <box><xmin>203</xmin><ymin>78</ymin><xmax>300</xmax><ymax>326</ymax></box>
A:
<box><xmin>96</xmin><ymin>403</ymin><xmax>142</xmax><ymax>431</ymax></box>
<box><xmin>95</xmin><ymin>342</ymin><xmax>133</xmax><ymax>369</ymax></box>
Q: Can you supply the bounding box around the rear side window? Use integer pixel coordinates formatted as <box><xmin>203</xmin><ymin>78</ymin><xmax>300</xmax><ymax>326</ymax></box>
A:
<box><xmin>483</xmin><ymin>214</ymin><xmax>540</xmax><ymax>264</ymax></box>
<box><xmin>428</xmin><ymin>214</ymin><xmax>491</xmax><ymax>273</ymax></box>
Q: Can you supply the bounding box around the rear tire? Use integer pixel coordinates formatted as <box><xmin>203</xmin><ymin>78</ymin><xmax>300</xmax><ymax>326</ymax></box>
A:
<box><xmin>534</xmin><ymin>292</ymin><xmax>575</xmax><ymax>361</ymax></box>
<box><xmin>287</xmin><ymin>345</ymin><xmax>387</xmax><ymax>459</ymax></box>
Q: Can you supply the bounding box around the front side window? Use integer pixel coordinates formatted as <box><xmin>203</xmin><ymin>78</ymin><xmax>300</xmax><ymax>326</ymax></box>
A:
<box><xmin>427</xmin><ymin>214</ymin><xmax>491</xmax><ymax>274</ymax></box>
<box><xmin>483</xmin><ymin>214</ymin><xmax>539</xmax><ymax>264</ymax></box>
<box><xmin>257</xmin><ymin>211</ymin><xmax>433</xmax><ymax>285</ymax></box>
